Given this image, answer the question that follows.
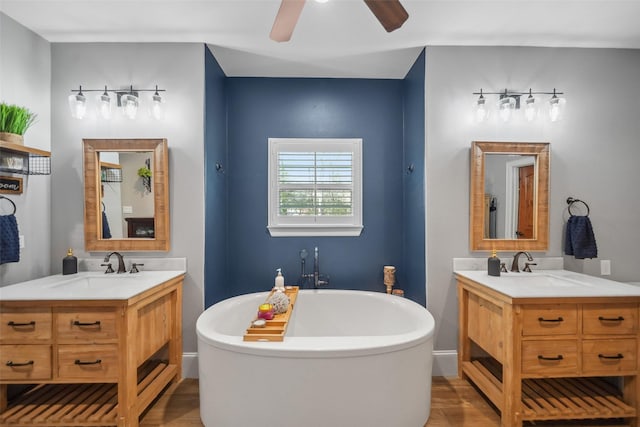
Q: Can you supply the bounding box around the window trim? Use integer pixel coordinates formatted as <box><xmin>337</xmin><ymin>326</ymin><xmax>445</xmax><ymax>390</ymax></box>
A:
<box><xmin>267</xmin><ymin>138</ymin><xmax>363</xmax><ymax>237</ymax></box>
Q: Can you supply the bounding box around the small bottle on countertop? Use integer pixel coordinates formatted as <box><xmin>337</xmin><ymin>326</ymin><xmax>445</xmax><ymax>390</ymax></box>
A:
<box><xmin>488</xmin><ymin>250</ymin><xmax>500</xmax><ymax>277</ymax></box>
<box><xmin>274</xmin><ymin>268</ymin><xmax>285</xmax><ymax>292</ymax></box>
<box><xmin>63</xmin><ymin>248</ymin><xmax>78</xmax><ymax>275</ymax></box>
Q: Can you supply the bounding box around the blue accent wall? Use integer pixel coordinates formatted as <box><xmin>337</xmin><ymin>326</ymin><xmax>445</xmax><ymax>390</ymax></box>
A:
<box><xmin>204</xmin><ymin>47</ymin><xmax>229</xmax><ymax>307</ymax></box>
<box><xmin>225</xmin><ymin>78</ymin><xmax>406</xmax><ymax>300</ymax></box>
<box><xmin>402</xmin><ymin>50</ymin><xmax>426</xmax><ymax>305</ymax></box>
<box><xmin>204</xmin><ymin>54</ymin><xmax>427</xmax><ymax>307</ymax></box>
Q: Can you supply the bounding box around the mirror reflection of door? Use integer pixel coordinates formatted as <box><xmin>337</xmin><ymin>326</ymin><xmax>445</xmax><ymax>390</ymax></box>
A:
<box><xmin>517</xmin><ymin>165</ymin><xmax>534</xmax><ymax>239</ymax></box>
<box><xmin>484</xmin><ymin>154</ymin><xmax>536</xmax><ymax>239</ymax></box>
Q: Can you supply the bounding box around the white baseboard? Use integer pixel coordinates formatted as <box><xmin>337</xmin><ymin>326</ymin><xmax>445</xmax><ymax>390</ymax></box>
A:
<box><xmin>432</xmin><ymin>350</ymin><xmax>458</xmax><ymax>377</ymax></box>
<box><xmin>182</xmin><ymin>352</ymin><xmax>199</xmax><ymax>379</ymax></box>
<box><xmin>183</xmin><ymin>350</ymin><xmax>459</xmax><ymax>379</ymax></box>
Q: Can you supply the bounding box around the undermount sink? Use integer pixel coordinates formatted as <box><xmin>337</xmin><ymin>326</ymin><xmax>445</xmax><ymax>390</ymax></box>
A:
<box><xmin>46</xmin><ymin>274</ymin><xmax>142</xmax><ymax>289</ymax></box>
<box><xmin>507</xmin><ymin>273</ymin><xmax>587</xmax><ymax>287</ymax></box>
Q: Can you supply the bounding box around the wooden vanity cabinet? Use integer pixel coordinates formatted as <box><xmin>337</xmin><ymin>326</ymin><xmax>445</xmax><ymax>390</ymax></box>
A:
<box><xmin>0</xmin><ymin>274</ymin><xmax>183</xmax><ymax>427</ymax></box>
<box><xmin>458</xmin><ymin>275</ymin><xmax>640</xmax><ymax>427</ymax></box>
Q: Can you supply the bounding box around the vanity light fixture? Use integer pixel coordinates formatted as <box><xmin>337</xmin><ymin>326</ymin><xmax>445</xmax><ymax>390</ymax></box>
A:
<box><xmin>548</xmin><ymin>88</ymin><xmax>566</xmax><ymax>122</ymax></box>
<box><xmin>473</xmin><ymin>88</ymin><xmax>565</xmax><ymax>123</ymax></box>
<box><xmin>98</xmin><ymin>86</ymin><xmax>112</xmax><ymax>120</ymax></box>
<box><xmin>151</xmin><ymin>85</ymin><xmax>164</xmax><ymax>120</ymax></box>
<box><xmin>475</xmin><ymin>89</ymin><xmax>488</xmax><ymax>123</ymax></box>
<box><xmin>68</xmin><ymin>84</ymin><xmax>166</xmax><ymax>120</ymax></box>
<box><xmin>68</xmin><ymin>85</ymin><xmax>87</xmax><ymax>119</ymax></box>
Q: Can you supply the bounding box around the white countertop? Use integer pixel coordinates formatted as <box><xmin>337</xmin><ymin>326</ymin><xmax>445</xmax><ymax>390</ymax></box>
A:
<box><xmin>454</xmin><ymin>269</ymin><xmax>640</xmax><ymax>299</ymax></box>
<box><xmin>0</xmin><ymin>270</ymin><xmax>185</xmax><ymax>301</ymax></box>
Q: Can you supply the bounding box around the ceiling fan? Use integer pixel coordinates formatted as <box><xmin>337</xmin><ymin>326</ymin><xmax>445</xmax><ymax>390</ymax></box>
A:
<box><xmin>270</xmin><ymin>0</ymin><xmax>409</xmax><ymax>42</ymax></box>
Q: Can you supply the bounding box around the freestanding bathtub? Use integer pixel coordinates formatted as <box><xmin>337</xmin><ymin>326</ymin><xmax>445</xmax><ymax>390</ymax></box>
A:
<box><xmin>196</xmin><ymin>289</ymin><xmax>435</xmax><ymax>427</ymax></box>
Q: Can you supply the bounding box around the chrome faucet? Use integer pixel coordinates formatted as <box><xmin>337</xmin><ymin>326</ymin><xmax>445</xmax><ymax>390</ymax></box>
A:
<box><xmin>298</xmin><ymin>247</ymin><xmax>329</xmax><ymax>288</ymax></box>
<box><xmin>104</xmin><ymin>252</ymin><xmax>126</xmax><ymax>274</ymax></box>
<box><xmin>511</xmin><ymin>251</ymin><xmax>534</xmax><ymax>273</ymax></box>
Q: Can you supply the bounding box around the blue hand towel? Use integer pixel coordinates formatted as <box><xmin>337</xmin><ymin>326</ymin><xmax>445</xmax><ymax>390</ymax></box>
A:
<box><xmin>102</xmin><ymin>211</ymin><xmax>112</xmax><ymax>239</ymax></box>
<box><xmin>565</xmin><ymin>215</ymin><xmax>598</xmax><ymax>259</ymax></box>
<box><xmin>0</xmin><ymin>214</ymin><xmax>20</xmax><ymax>265</ymax></box>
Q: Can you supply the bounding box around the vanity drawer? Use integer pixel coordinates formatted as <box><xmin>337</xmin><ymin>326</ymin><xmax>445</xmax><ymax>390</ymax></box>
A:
<box><xmin>522</xmin><ymin>305</ymin><xmax>578</xmax><ymax>336</ymax></box>
<box><xmin>56</xmin><ymin>308</ymin><xmax>118</xmax><ymax>342</ymax></box>
<box><xmin>0</xmin><ymin>345</ymin><xmax>51</xmax><ymax>380</ymax></box>
<box><xmin>583</xmin><ymin>304</ymin><xmax>637</xmax><ymax>335</ymax></box>
<box><xmin>522</xmin><ymin>340</ymin><xmax>579</xmax><ymax>376</ymax></box>
<box><xmin>582</xmin><ymin>339</ymin><xmax>637</xmax><ymax>374</ymax></box>
<box><xmin>57</xmin><ymin>344</ymin><xmax>118</xmax><ymax>381</ymax></box>
<box><xmin>0</xmin><ymin>308</ymin><xmax>52</xmax><ymax>343</ymax></box>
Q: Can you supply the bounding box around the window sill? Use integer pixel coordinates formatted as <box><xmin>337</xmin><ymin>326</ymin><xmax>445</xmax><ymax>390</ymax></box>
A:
<box><xmin>267</xmin><ymin>225</ymin><xmax>363</xmax><ymax>237</ymax></box>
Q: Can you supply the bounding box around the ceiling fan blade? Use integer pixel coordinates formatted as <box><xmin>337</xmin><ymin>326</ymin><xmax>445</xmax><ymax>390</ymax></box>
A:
<box><xmin>270</xmin><ymin>0</ymin><xmax>306</xmax><ymax>42</ymax></box>
<box><xmin>363</xmin><ymin>0</ymin><xmax>409</xmax><ymax>33</ymax></box>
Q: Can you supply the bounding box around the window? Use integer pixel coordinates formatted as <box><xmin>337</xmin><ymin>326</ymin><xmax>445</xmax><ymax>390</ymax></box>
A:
<box><xmin>268</xmin><ymin>138</ymin><xmax>363</xmax><ymax>237</ymax></box>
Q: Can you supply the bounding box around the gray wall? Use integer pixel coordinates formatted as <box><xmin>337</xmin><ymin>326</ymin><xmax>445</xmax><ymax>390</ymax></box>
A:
<box><xmin>0</xmin><ymin>13</ymin><xmax>51</xmax><ymax>285</ymax></box>
<box><xmin>50</xmin><ymin>43</ymin><xmax>205</xmax><ymax>352</ymax></box>
<box><xmin>426</xmin><ymin>46</ymin><xmax>640</xmax><ymax>351</ymax></box>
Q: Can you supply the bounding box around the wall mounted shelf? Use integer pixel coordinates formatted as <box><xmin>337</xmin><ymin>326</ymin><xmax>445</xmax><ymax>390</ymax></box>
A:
<box><xmin>0</xmin><ymin>141</ymin><xmax>51</xmax><ymax>175</ymax></box>
<box><xmin>100</xmin><ymin>161</ymin><xmax>123</xmax><ymax>183</ymax></box>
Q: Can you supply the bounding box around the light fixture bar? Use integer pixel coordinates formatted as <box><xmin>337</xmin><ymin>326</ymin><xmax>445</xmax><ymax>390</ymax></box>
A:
<box><xmin>70</xmin><ymin>86</ymin><xmax>166</xmax><ymax>93</ymax></box>
<box><xmin>473</xmin><ymin>89</ymin><xmax>564</xmax><ymax>96</ymax></box>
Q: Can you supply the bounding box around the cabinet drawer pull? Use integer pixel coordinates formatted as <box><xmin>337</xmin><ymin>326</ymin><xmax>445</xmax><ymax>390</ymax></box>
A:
<box><xmin>7</xmin><ymin>321</ymin><xmax>36</xmax><ymax>327</ymax></box>
<box><xmin>6</xmin><ymin>360</ymin><xmax>34</xmax><ymax>367</ymax></box>
<box><xmin>72</xmin><ymin>320</ymin><xmax>101</xmax><ymax>327</ymax></box>
<box><xmin>598</xmin><ymin>353</ymin><xmax>624</xmax><ymax>360</ymax></box>
<box><xmin>598</xmin><ymin>316</ymin><xmax>624</xmax><ymax>322</ymax></box>
<box><xmin>538</xmin><ymin>355</ymin><xmax>564</xmax><ymax>361</ymax></box>
<box><xmin>537</xmin><ymin>317</ymin><xmax>564</xmax><ymax>322</ymax></box>
<box><xmin>74</xmin><ymin>359</ymin><xmax>102</xmax><ymax>365</ymax></box>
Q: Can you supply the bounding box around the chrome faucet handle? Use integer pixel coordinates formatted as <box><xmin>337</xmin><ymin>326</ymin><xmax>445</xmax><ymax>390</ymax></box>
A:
<box><xmin>523</xmin><ymin>262</ymin><xmax>537</xmax><ymax>273</ymax></box>
<box><xmin>101</xmin><ymin>263</ymin><xmax>114</xmax><ymax>274</ymax></box>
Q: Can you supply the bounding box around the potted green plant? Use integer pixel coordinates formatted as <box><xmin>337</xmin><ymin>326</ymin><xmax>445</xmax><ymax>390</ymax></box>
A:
<box><xmin>137</xmin><ymin>165</ymin><xmax>152</xmax><ymax>192</ymax></box>
<box><xmin>0</xmin><ymin>103</ymin><xmax>37</xmax><ymax>146</ymax></box>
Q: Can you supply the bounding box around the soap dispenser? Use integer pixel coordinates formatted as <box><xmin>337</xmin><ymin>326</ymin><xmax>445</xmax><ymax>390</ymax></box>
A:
<box><xmin>488</xmin><ymin>250</ymin><xmax>500</xmax><ymax>277</ymax></box>
<box><xmin>274</xmin><ymin>268</ymin><xmax>285</xmax><ymax>292</ymax></box>
<box><xmin>63</xmin><ymin>248</ymin><xmax>78</xmax><ymax>275</ymax></box>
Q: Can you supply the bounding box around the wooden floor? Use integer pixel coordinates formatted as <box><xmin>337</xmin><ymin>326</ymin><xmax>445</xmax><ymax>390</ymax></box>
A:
<box><xmin>140</xmin><ymin>377</ymin><xmax>627</xmax><ymax>427</ymax></box>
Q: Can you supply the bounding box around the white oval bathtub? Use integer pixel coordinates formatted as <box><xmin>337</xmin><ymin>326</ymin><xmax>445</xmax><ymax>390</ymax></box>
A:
<box><xmin>196</xmin><ymin>289</ymin><xmax>435</xmax><ymax>427</ymax></box>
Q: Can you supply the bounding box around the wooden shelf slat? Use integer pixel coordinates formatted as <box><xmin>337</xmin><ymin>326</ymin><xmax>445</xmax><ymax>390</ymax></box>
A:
<box><xmin>470</xmin><ymin>358</ymin><xmax>636</xmax><ymax>421</ymax></box>
<box><xmin>0</xmin><ymin>360</ymin><xmax>172</xmax><ymax>426</ymax></box>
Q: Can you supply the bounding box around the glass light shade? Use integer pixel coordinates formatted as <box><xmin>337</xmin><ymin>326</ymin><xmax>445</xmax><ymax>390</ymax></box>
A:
<box><xmin>121</xmin><ymin>93</ymin><xmax>139</xmax><ymax>119</ymax></box>
<box><xmin>475</xmin><ymin>97</ymin><xmax>488</xmax><ymax>123</ymax></box>
<box><xmin>68</xmin><ymin>93</ymin><xmax>87</xmax><ymax>119</ymax></box>
<box><xmin>498</xmin><ymin>96</ymin><xmax>516</xmax><ymax>122</ymax></box>
<box><xmin>151</xmin><ymin>93</ymin><xmax>164</xmax><ymax>120</ymax></box>
<box><xmin>549</xmin><ymin>96</ymin><xmax>566</xmax><ymax>122</ymax></box>
<box><xmin>98</xmin><ymin>93</ymin><xmax>112</xmax><ymax>119</ymax></box>
<box><xmin>524</xmin><ymin>95</ymin><xmax>538</xmax><ymax>122</ymax></box>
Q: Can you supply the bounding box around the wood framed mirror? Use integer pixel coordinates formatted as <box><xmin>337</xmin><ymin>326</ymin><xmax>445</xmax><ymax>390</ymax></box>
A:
<box><xmin>470</xmin><ymin>141</ymin><xmax>549</xmax><ymax>251</ymax></box>
<box><xmin>83</xmin><ymin>138</ymin><xmax>170</xmax><ymax>251</ymax></box>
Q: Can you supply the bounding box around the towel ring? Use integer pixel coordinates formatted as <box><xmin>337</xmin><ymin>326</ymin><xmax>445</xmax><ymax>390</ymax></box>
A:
<box><xmin>567</xmin><ymin>197</ymin><xmax>590</xmax><ymax>216</ymax></box>
<box><xmin>0</xmin><ymin>195</ymin><xmax>17</xmax><ymax>215</ymax></box>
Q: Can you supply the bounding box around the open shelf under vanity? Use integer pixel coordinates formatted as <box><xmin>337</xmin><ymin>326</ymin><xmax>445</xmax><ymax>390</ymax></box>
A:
<box><xmin>1</xmin><ymin>360</ymin><xmax>176</xmax><ymax>426</ymax></box>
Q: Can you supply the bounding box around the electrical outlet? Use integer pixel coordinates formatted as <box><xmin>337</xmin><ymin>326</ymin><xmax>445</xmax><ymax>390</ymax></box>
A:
<box><xmin>122</xmin><ymin>205</ymin><xmax>133</xmax><ymax>214</ymax></box>
<box><xmin>19</xmin><ymin>235</ymin><xmax>25</xmax><ymax>249</ymax></box>
<box><xmin>601</xmin><ymin>260</ymin><xmax>611</xmax><ymax>275</ymax></box>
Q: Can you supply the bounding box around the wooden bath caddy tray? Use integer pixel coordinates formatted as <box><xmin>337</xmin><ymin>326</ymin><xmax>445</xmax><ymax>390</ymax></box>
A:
<box><xmin>243</xmin><ymin>286</ymin><xmax>299</xmax><ymax>342</ymax></box>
